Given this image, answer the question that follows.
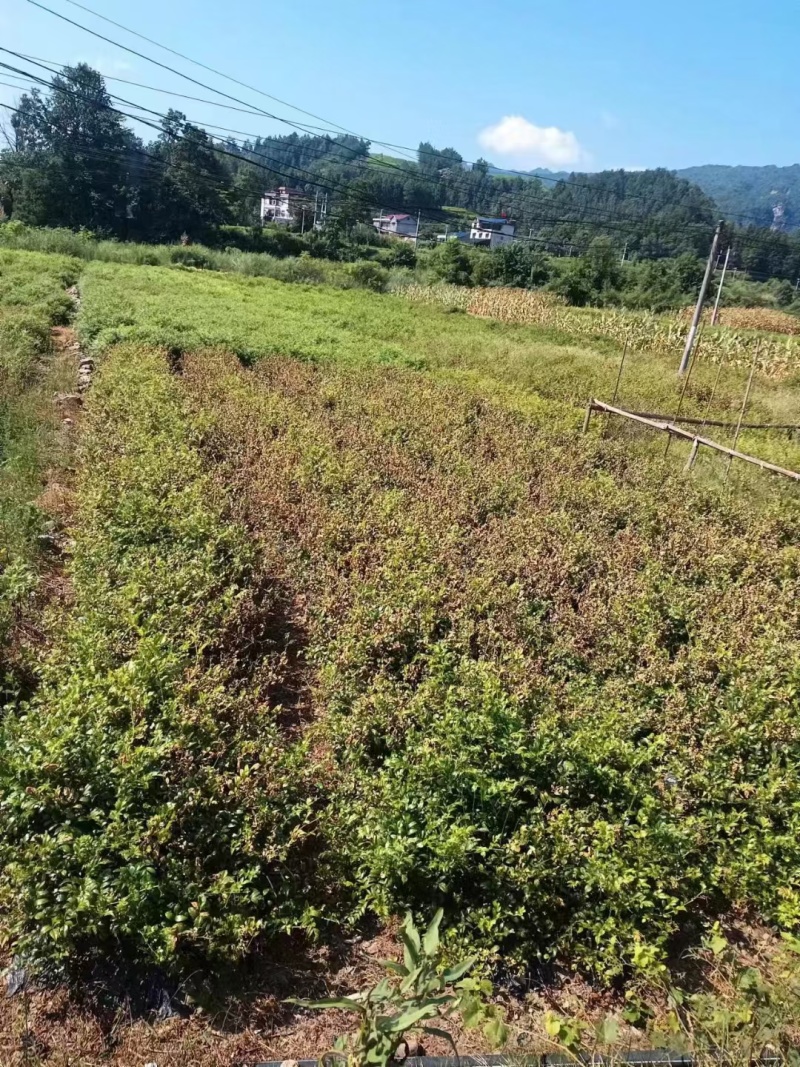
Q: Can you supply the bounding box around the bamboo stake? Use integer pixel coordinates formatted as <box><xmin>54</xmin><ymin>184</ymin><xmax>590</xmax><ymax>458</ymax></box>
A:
<box><xmin>666</xmin><ymin>327</ymin><xmax>704</xmax><ymax>458</ymax></box>
<box><xmin>622</xmin><ymin>410</ymin><xmax>797</xmax><ymax>432</ymax></box>
<box><xmin>725</xmin><ymin>344</ymin><xmax>760</xmax><ymax>482</ymax></box>
<box><xmin>684</xmin><ymin>438</ymin><xmax>700</xmax><ymax>471</ymax></box>
<box><xmin>587</xmin><ymin>399</ymin><xmax>800</xmax><ymax>482</ymax></box>
<box><xmin>603</xmin><ymin>340</ymin><xmax>629</xmax><ymax>438</ymax></box>
<box><xmin>699</xmin><ymin>363</ymin><xmax>723</xmax><ymax>439</ymax></box>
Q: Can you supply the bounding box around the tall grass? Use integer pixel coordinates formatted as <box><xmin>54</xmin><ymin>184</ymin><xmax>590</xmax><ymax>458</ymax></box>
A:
<box><xmin>0</xmin><ymin>222</ymin><xmax>395</xmax><ymax>291</ymax></box>
<box><xmin>0</xmin><ymin>249</ymin><xmax>80</xmax><ymax>698</ymax></box>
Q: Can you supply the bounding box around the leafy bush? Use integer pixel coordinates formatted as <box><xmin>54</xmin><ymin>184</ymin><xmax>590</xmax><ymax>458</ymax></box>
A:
<box><xmin>177</xmin><ymin>347</ymin><xmax>800</xmax><ymax>980</ymax></box>
<box><xmin>346</xmin><ymin>261</ymin><xmax>390</xmax><ymax>292</ymax></box>
<box><xmin>0</xmin><ymin>346</ymin><xmax>316</xmax><ymax>975</ymax></box>
<box><xmin>168</xmin><ymin>245</ymin><xmax>218</xmax><ymax>269</ymax></box>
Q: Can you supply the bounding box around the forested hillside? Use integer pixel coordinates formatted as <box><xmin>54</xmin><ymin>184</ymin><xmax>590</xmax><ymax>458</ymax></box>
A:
<box><xmin>678</xmin><ymin>164</ymin><xmax>800</xmax><ymax>231</ymax></box>
<box><xmin>3</xmin><ymin>63</ymin><xmax>800</xmax><ymax>283</ymax></box>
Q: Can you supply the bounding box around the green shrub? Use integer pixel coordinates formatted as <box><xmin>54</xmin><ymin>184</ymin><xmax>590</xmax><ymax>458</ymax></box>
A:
<box><xmin>0</xmin><ymin>346</ymin><xmax>316</xmax><ymax>976</ymax></box>
<box><xmin>346</xmin><ymin>260</ymin><xmax>390</xmax><ymax>292</ymax></box>
<box><xmin>178</xmin><ymin>350</ymin><xmax>800</xmax><ymax>981</ymax></box>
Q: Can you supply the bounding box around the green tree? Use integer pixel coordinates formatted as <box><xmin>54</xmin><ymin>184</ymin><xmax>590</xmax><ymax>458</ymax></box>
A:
<box><xmin>139</xmin><ymin>110</ymin><xmax>232</xmax><ymax>241</ymax></box>
<box><xmin>430</xmin><ymin>239</ymin><xmax>474</xmax><ymax>286</ymax></box>
<box><xmin>230</xmin><ymin>161</ymin><xmax>266</xmax><ymax>226</ymax></box>
<box><xmin>8</xmin><ymin>64</ymin><xmax>134</xmax><ymax>234</ymax></box>
<box><xmin>489</xmin><ymin>242</ymin><xmax>551</xmax><ymax>288</ymax></box>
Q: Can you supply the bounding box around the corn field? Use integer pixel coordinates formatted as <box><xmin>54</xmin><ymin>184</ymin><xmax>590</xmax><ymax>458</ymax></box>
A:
<box><xmin>678</xmin><ymin>305</ymin><xmax>800</xmax><ymax>337</ymax></box>
<box><xmin>399</xmin><ymin>284</ymin><xmax>800</xmax><ymax>378</ymax></box>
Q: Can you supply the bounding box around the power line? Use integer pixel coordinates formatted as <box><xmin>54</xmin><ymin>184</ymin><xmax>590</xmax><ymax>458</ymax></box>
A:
<box><xmin>21</xmin><ymin>0</ymin><xmax>758</xmax><ymax>226</ymax></box>
<box><xmin>3</xmin><ymin>50</ymin><xmax>723</xmax><ymax>250</ymax></box>
<box><xmin>22</xmin><ymin>0</ymin><xmax>349</xmax><ymax>140</ymax></box>
<box><xmin>5</xmin><ymin>42</ymin><xmax>797</xmax><ymax>267</ymax></box>
<box><xmin>14</xmin><ymin>54</ymin><xmax>339</xmax><ymax>131</ymax></box>
<box><xmin>48</xmin><ymin>0</ymin><xmax>369</xmax><ymax>143</ymax></box>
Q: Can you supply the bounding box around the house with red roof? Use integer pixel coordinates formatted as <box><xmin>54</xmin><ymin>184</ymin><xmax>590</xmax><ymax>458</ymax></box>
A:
<box><xmin>373</xmin><ymin>212</ymin><xmax>418</xmax><ymax>240</ymax></box>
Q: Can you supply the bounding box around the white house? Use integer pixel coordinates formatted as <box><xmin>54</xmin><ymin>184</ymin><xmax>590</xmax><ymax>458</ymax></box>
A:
<box><xmin>261</xmin><ymin>186</ymin><xmax>308</xmax><ymax>225</ymax></box>
<box><xmin>373</xmin><ymin>212</ymin><xmax>418</xmax><ymax>241</ymax></box>
<box><xmin>469</xmin><ymin>216</ymin><xmax>516</xmax><ymax>248</ymax></box>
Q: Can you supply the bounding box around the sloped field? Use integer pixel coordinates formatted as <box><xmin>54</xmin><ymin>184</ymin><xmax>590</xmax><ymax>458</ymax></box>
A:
<box><xmin>2</xmin><ymin>255</ymin><xmax>799</xmax><ymax>988</ymax></box>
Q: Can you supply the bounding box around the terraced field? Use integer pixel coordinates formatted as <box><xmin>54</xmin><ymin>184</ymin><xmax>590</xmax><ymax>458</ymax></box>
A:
<box><xmin>1</xmin><ymin>253</ymin><xmax>800</xmax><ymax>1064</ymax></box>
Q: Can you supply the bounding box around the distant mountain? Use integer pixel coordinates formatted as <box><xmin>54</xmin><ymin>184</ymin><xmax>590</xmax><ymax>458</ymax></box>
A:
<box><xmin>486</xmin><ymin>162</ymin><xmax>800</xmax><ymax>232</ymax></box>
<box><xmin>488</xmin><ymin>165</ymin><xmax>573</xmax><ymax>182</ymax></box>
<box><xmin>675</xmin><ymin>164</ymin><xmax>800</xmax><ymax>231</ymax></box>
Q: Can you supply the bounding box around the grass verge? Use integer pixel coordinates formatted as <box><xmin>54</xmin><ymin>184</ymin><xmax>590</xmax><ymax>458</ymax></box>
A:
<box><xmin>0</xmin><ymin>249</ymin><xmax>80</xmax><ymax>698</ymax></box>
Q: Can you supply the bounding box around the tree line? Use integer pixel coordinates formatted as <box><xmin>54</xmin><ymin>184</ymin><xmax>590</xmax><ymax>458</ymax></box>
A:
<box><xmin>2</xmin><ymin>64</ymin><xmax>800</xmax><ymax>286</ymax></box>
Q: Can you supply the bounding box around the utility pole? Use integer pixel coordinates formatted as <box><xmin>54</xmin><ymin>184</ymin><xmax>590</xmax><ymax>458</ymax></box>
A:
<box><xmin>313</xmin><ymin>191</ymin><xmax>319</xmax><ymax>229</ymax></box>
<box><xmin>620</xmin><ymin>240</ymin><xmax>628</xmax><ymax>265</ymax></box>
<box><xmin>414</xmin><ymin>209</ymin><xmax>421</xmax><ymax>250</ymax></box>
<box><xmin>710</xmin><ymin>245</ymin><xmax>731</xmax><ymax>326</ymax></box>
<box><xmin>679</xmin><ymin>220</ymin><xmax>723</xmax><ymax>376</ymax></box>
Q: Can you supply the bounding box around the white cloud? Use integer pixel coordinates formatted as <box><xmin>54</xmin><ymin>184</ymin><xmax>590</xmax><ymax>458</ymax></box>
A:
<box><xmin>478</xmin><ymin>115</ymin><xmax>584</xmax><ymax>167</ymax></box>
<box><xmin>87</xmin><ymin>56</ymin><xmax>134</xmax><ymax>74</ymax></box>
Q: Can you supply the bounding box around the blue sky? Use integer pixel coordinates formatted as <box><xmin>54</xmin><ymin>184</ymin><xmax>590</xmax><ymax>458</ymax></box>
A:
<box><xmin>1</xmin><ymin>0</ymin><xmax>796</xmax><ymax>171</ymax></box>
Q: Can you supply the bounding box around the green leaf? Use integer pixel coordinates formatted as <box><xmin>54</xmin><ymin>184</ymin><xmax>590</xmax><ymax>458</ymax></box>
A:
<box><xmin>380</xmin><ymin>959</ymin><xmax>408</xmax><ymax>976</ymax></box>
<box><xmin>708</xmin><ymin>933</ymin><xmax>727</xmax><ymax>956</ymax></box>
<box><xmin>460</xmin><ymin>994</ymin><xmax>485</xmax><ymax>1029</ymax></box>
<box><xmin>442</xmin><ymin>957</ymin><xmax>475</xmax><ymax>984</ymax></box>
<box><xmin>422</xmin><ymin>908</ymin><xmax>443</xmax><ymax>957</ymax></box>
<box><xmin>372</xmin><ymin>977</ymin><xmax>392</xmax><ymax>1001</ymax></box>
<box><xmin>484</xmin><ymin>1015</ymin><xmax>508</xmax><ymax>1049</ymax></box>
<box><xmin>595</xmin><ymin>1016</ymin><xmax>619</xmax><ymax>1045</ymax></box>
<box><xmin>287</xmin><ymin>996</ymin><xmax>365</xmax><ymax>1014</ymax></box>
<box><xmin>386</xmin><ymin>1003</ymin><xmax>439</xmax><ymax>1034</ymax></box>
<box><xmin>422</xmin><ymin>1024</ymin><xmax>458</xmax><ymax>1056</ymax></box>
<box><xmin>401</xmin><ymin>911</ymin><xmax>421</xmax><ymax>971</ymax></box>
<box><xmin>544</xmin><ymin>1012</ymin><xmax>563</xmax><ymax>1039</ymax></box>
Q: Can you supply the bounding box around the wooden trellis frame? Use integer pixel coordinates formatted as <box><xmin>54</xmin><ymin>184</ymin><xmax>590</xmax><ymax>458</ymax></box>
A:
<box><xmin>583</xmin><ymin>399</ymin><xmax>800</xmax><ymax>483</ymax></box>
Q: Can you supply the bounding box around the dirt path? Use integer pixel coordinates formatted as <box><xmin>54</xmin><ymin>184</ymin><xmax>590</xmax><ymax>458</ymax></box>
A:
<box><xmin>1</xmin><ymin>314</ymin><xmax>89</xmax><ymax>691</ymax></box>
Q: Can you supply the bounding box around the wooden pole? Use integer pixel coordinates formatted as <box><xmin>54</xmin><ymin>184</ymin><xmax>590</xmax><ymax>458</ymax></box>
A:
<box><xmin>710</xmin><ymin>246</ymin><xmax>731</xmax><ymax>326</ymax></box>
<box><xmin>582</xmin><ymin>403</ymin><xmax>593</xmax><ymax>433</ymax></box>
<box><xmin>621</xmin><ymin>410</ymin><xmax>798</xmax><ymax>432</ymax></box>
<box><xmin>587</xmin><ymin>398</ymin><xmax>800</xmax><ymax>482</ymax></box>
<box><xmin>680</xmin><ymin>221</ymin><xmax>723</xmax><ymax>375</ymax></box>
<box><xmin>602</xmin><ymin>341</ymin><xmax>629</xmax><ymax>439</ymax></box>
<box><xmin>667</xmin><ymin>327</ymin><xmax>704</xmax><ymax>456</ymax></box>
<box><xmin>611</xmin><ymin>341</ymin><xmax>628</xmax><ymax>406</ymax></box>
<box><xmin>725</xmin><ymin>345</ymin><xmax>760</xmax><ymax>481</ymax></box>
<box><xmin>684</xmin><ymin>438</ymin><xmax>700</xmax><ymax>471</ymax></box>
<box><xmin>699</xmin><ymin>362</ymin><xmax>723</xmax><ymax>435</ymax></box>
